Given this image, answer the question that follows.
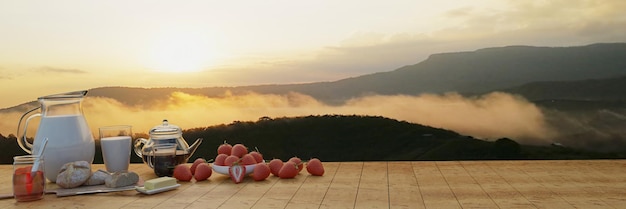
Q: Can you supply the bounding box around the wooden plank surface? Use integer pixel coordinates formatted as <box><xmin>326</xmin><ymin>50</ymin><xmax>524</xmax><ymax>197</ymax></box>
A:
<box><xmin>0</xmin><ymin>160</ymin><xmax>625</xmax><ymax>208</ymax></box>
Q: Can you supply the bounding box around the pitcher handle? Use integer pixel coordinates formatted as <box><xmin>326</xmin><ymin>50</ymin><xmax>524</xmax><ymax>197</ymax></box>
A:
<box><xmin>18</xmin><ymin>113</ymin><xmax>41</xmax><ymax>154</ymax></box>
<box><xmin>17</xmin><ymin>106</ymin><xmax>40</xmax><ymax>153</ymax></box>
<box><xmin>133</xmin><ymin>138</ymin><xmax>148</xmax><ymax>158</ymax></box>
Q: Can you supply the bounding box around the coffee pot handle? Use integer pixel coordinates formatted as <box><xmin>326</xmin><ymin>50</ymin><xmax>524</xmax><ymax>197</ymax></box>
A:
<box><xmin>133</xmin><ymin>138</ymin><xmax>148</xmax><ymax>158</ymax></box>
<box><xmin>146</xmin><ymin>145</ymin><xmax>156</xmax><ymax>169</ymax></box>
<box><xmin>17</xmin><ymin>113</ymin><xmax>41</xmax><ymax>154</ymax></box>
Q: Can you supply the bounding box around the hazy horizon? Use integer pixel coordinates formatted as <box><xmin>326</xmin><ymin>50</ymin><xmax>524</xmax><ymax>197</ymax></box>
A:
<box><xmin>2</xmin><ymin>91</ymin><xmax>555</xmax><ymax>145</ymax></box>
<box><xmin>2</xmin><ymin>0</ymin><xmax>626</xmax><ymax>108</ymax></box>
<box><xmin>3</xmin><ymin>88</ymin><xmax>624</xmax><ymax>152</ymax></box>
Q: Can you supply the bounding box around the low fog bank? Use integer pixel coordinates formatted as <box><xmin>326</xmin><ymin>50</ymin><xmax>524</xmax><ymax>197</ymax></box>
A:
<box><xmin>543</xmin><ymin>109</ymin><xmax>626</xmax><ymax>153</ymax></box>
<box><xmin>2</xmin><ymin>91</ymin><xmax>623</xmax><ymax>152</ymax></box>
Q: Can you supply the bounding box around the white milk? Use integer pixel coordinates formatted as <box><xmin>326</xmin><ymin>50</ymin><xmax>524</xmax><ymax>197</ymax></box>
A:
<box><xmin>100</xmin><ymin>136</ymin><xmax>132</xmax><ymax>172</ymax></box>
<box><xmin>32</xmin><ymin>115</ymin><xmax>95</xmax><ymax>182</ymax></box>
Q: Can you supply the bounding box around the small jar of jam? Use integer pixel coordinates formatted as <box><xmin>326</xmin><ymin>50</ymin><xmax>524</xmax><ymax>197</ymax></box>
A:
<box><xmin>13</xmin><ymin>155</ymin><xmax>45</xmax><ymax>202</ymax></box>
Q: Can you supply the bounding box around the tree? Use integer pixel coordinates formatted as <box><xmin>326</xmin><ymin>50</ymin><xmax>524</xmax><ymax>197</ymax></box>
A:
<box><xmin>491</xmin><ymin>138</ymin><xmax>521</xmax><ymax>159</ymax></box>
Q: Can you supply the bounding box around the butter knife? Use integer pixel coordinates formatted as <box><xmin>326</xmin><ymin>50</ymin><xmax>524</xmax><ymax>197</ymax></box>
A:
<box><xmin>46</xmin><ymin>184</ymin><xmax>137</xmax><ymax>197</ymax></box>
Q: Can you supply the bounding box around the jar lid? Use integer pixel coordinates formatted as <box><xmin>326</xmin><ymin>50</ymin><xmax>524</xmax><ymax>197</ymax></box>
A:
<box><xmin>149</xmin><ymin>119</ymin><xmax>182</xmax><ymax>136</ymax></box>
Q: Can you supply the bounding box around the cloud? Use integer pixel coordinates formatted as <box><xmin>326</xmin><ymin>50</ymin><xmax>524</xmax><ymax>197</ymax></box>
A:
<box><xmin>5</xmin><ymin>90</ymin><xmax>625</xmax><ymax>151</ymax></box>
<box><xmin>78</xmin><ymin>91</ymin><xmax>554</xmax><ymax>145</ymax></box>
<box><xmin>203</xmin><ymin>1</ymin><xmax>626</xmax><ymax>86</ymax></box>
<box><xmin>439</xmin><ymin>0</ymin><xmax>626</xmax><ymax>44</ymax></box>
<box><xmin>80</xmin><ymin>92</ymin><xmax>329</xmax><ymax>136</ymax></box>
<box><xmin>34</xmin><ymin>66</ymin><xmax>88</xmax><ymax>74</ymax></box>
<box><xmin>341</xmin><ymin>92</ymin><xmax>556</xmax><ymax>143</ymax></box>
<box><xmin>72</xmin><ymin>0</ymin><xmax>626</xmax><ymax>89</ymax></box>
<box><xmin>298</xmin><ymin>0</ymin><xmax>626</xmax><ymax>78</ymax></box>
<box><xmin>198</xmin><ymin>33</ymin><xmax>449</xmax><ymax>85</ymax></box>
<box><xmin>4</xmin><ymin>91</ymin><xmax>549</xmax><ymax>142</ymax></box>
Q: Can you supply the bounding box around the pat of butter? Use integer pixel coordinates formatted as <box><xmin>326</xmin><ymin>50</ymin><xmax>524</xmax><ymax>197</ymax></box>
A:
<box><xmin>144</xmin><ymin>177</ymin><xmax>177</xmax><ymax>190</ymax></box>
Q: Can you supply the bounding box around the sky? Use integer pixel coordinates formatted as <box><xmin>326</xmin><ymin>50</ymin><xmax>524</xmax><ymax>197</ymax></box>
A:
<box><xmin>1</xmin><ymin>0</ymin><xmax>626</xmax><ymax>108</ymax></box>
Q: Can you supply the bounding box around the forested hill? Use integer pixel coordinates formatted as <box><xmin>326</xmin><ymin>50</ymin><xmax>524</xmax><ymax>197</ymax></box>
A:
<box><xmin>1</xmin><ymin>115</ymin><xmax>621</xmax><ymax>164</ymax></box>
<box><xmin>184</xmin><ymin>115</ymin><xmax>462</xmax><ymax>161</ymax></box>
<box><xmin>180</xmin><ymin>115</ymin><xmax>623</xmax><ymax>162</ymax></box>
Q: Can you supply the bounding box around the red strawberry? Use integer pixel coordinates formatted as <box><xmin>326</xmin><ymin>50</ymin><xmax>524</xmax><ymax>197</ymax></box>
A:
<box><xmin>190</xmin><ymin>158</ymin><xmax>207</xmax><ymax>175</ymax></box>
<box><xmin>268</xmin><ymin>159</ymin><xmax>283</xmax><ymax>176</ymax></box>
<box><xmin>278</xmin><ymin>161</ymin><xmax>299</xmax><ymax>179</ymax></box>
<box><xmin>229</xmin><ymin>164</ymin><xmax>246</xmax><ymax>183</ymax></box>
<box><xmin>289</xmin><ymin>157</ymin><xmax>304</xmax><ymax>172</ymax></box>
<box><xmin>173</xmin><ymin>164</ymin><xmax>193</xmax><ymax>181</ymax></box>
<box><xmin>241</xmin><ymin>154</ymin><xmax>257</xmax><ymax>165</ymax></box>
<box><xmin>306</xmin><ymin>158</ymin><xmax>325</xmax><ymax>176</ymax></box>
<box><xmin>224</xmin><ymin>155</ymin><xmax>240</xmax><ymax>166</ymax></box>
<box><xmin>252</xmin><ymin>163</ymin><xmax>271</xmax><ymax>181</ymax></box>
<box><xmin>249</xmin><ymin>151</ymin><xmax>264</xmax><ymax>163</ymax></box>
<box><xmin>215</xmin><ymin>154</ymin><xmax>228</xmax><ymax>166</ymax></box>
<box><xmin>217</xmin><ymin>141</ymin><xmax>232</xmax><ymax>155</ymax></box>
<box><xmin>194</xmin><ymin>163</ymin><xmax>212</xmax><ymax>181</ymax></box>
<box><xmin>231</xmin><ymin>144</ymin><xmax>248</xmax><ymax>158</ymax></box>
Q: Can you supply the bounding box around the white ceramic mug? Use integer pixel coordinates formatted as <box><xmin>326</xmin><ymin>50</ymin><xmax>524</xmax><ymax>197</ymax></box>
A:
<box><xmin>99</xmin><ymin>125</ymin><xmax>132</xmax><ymax>172</ymax></box>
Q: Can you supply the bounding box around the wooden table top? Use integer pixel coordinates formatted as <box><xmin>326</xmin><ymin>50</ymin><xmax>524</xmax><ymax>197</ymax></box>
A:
<box><xmin>0</xmin><ymin>160</ymin><xmax>625</xmax><ymax>209</ymax></box>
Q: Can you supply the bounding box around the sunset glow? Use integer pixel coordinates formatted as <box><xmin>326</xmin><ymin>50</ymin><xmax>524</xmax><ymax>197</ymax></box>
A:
<box><xmin>142</xmin><ymin>28</ymin><xmax>221</xmax><ymax>73</ymax></box>
<box><xmin>1</xmin><ymin>0</ymin><xmax>625</xmax><ymax>108</ymax></box>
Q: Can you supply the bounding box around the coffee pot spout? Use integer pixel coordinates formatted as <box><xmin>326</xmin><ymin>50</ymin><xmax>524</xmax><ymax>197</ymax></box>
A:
<box><xmin>186</xmin><ymin>138</ymin><xmax>203</xmax><ymax>157</ymax></box>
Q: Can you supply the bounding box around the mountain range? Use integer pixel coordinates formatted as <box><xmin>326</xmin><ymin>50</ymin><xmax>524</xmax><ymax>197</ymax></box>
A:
<box><xmin>87</xmin><ymin>43</ymin><xmax>626</xmax><ymax>105</ymax></box>
<box><xmin>3</xmin><ymin>42</ymin><xmax>624</xmax><ymax>110</ymax></box>
<box><xmin>2</xmin><ymin>42</ymin><xmax>626</xmax><ymax>153</ymax></box>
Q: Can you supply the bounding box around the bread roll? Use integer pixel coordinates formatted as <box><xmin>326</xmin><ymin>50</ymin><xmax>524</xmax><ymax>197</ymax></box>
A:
<box><xmin>83</xmin><ymin>169</ymin><xmax>110</xmax><ymax>186</ymax></box>
<box><xmin>56</xmin><ymin>161</ymin><xmax>92</xmax><ymax>188</ymax></box>
<box><xmin>105</xmin><ymin>171</ymin><xmax>139</xmax><ymax>188</ymax></box>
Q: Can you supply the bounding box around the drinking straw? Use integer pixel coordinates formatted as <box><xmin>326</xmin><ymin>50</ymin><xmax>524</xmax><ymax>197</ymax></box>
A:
<box><xmin>31</xmin><ymin>138</ymin><xmax>48</xmax><ymax>176</ymax></box>
<box><xmin>22</xmin><ymin>138</ymin><xmax>48</xmax><ymax>195</ymax></box>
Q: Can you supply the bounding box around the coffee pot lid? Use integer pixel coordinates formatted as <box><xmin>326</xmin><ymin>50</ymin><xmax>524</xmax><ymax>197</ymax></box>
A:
<box><xmin>149</xmin><ymin>119</ymin><xmax>182</xmax><ymax>136</ymax></box>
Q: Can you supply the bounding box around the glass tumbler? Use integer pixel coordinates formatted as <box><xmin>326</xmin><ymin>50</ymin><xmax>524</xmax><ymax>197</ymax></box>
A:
<box><xmin>13</xmin><ymin>155</ymin><xmax>45</xmax><ymax>202</ymax></box>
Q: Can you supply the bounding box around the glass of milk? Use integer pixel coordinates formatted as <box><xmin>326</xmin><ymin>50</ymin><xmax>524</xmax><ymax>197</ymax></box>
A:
<box><xmin>99</xmin><ymin>125</ymin><xmax>133</xmax><ymax>172</ymax></box>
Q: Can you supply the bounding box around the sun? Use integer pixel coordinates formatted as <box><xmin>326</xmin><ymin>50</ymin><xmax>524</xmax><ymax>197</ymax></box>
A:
<box><xmin>144</xmin><ymin>31</ymin><xmax>218</xmax><ymax>73</ymax></box>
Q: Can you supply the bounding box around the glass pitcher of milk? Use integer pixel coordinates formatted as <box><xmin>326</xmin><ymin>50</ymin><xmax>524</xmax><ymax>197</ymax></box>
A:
<box><xmin>17</xmin><ymin>90</ymin><xmax>95</xmax><ymax>182</ymax></box>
